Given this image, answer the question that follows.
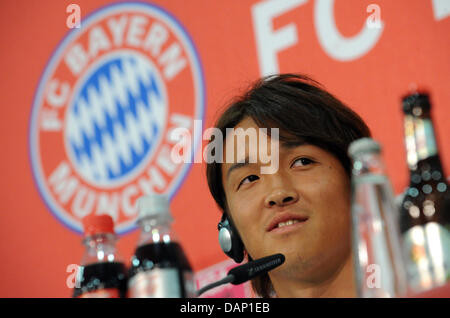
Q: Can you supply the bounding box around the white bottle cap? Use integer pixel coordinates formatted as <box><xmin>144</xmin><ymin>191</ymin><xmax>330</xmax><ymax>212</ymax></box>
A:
<box><xmin>137</xmin><ymin>193</ymin><xmax>172</xmax><ymax>221</ymax></box>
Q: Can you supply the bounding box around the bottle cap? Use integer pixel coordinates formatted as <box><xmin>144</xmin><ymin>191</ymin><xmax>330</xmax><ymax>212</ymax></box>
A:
<box><xmin>137</xmin><ymin>193</ymin><xmax>172</xmax><ymax>221</ymax></box>
<box><xmin>348</xmin><ymin>137</ymin><xmax>381</xmax><ymax>158</ymax></box>
<box><xmin>402</xmin><ymin>92</ymin><xmax>430</xmax><ymax>114</ymax></box>
<box><xmin>82</xmin><ymin>214</ymin><xmax>115</xmax><ymax>237</ymax></box>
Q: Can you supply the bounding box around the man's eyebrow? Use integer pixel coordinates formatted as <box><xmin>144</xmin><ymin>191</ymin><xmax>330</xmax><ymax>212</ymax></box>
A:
<box><xmin>226</xmin><ymin>157</ymin><xmax>250</xmax><ymax>181</ymax></box>
<box><xmin>225</xmin><ymin>141</ymin><xmax>306</xmax><ymax>180</ymax></box>
<box><xmin>281</xmin><ymin>140</ymin><xmax>307</xmax><ymax>149</ymax></box>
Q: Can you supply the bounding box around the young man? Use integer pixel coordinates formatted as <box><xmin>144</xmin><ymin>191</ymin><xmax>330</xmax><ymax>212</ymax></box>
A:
<box><xmin>206</xmin><ymin>74</ymin><xmax>371</xmax><ymax>297</ymax></box>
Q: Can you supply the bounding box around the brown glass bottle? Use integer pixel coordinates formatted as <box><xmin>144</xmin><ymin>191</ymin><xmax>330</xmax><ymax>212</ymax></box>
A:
<box><xmin>400</xmin><ymin>92</ymin><xmax>450</xmax><ymax>293</ymax></box>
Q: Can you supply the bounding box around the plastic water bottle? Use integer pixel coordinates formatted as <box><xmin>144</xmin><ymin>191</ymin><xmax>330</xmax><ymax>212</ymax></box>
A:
<box><xmin>73</xmin><ymin>214</ymin><xmax>128</xmax><ymax>298</ymax></box>
<box><xmin>128</xmin><ymin>194</ymin><xmax>195</xmax><ymax>298</ymax></box>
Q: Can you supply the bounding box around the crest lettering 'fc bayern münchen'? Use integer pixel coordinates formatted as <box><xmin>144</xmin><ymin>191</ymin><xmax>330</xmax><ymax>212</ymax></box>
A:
<box><xmin>29</xmin><ymin>3</ymin><xmax>205</xmax><ymax>234</ymax></box>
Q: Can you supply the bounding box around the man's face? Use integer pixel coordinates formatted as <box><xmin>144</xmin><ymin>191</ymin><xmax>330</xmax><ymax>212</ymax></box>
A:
<box><xmin>221</xmin><ymin>117</ymin><xmax>352</xmax><ymax>282</ymax></box>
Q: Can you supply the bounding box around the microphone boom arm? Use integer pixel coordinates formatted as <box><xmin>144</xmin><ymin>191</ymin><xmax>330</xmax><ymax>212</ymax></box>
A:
<box><xmin>196</xmin><ymin>253</ymin><xmax>285</xmax><ymax>297</ymax></box>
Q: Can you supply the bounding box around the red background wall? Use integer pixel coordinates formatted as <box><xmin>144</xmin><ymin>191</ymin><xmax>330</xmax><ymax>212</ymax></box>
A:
<box><xmin>0</xmin><ymin>0</ymin><xmax>449</xmax><ymax>297</ymax></box>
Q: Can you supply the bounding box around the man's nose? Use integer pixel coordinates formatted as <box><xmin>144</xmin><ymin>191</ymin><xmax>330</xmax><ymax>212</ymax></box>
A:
<box><xmin>264</xmin><ymin>182</ymin><xmax>299</xmax><ymax>208</ymax></box>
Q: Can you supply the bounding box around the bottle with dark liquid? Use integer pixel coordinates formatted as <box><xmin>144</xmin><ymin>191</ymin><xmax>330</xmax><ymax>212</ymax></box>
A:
<box><xmin>128</xmin><ymin>194</ymin><xmax>195</xmax><ymax>298</ymax></box>
<box><xmin>73</xmin><ymin>214</ymin><xmax>128</xmax><ymax>298</ymax></box>
<box><xmin>400</xmin><ymin>92</ymin><xmax>450</xmax><ymax>293</ymax></box>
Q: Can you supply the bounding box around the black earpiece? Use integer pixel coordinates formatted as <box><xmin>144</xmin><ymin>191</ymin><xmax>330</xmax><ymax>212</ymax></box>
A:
<box><xmin>217</xmin><ymin>213</ymin><xmax>244</xmax><ymax>263</ymax></box>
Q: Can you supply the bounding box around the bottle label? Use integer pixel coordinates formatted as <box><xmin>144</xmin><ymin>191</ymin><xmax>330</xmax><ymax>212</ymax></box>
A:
<box><xmin>403</xmin><ymin>114</ymin><xmax>418</xmax><ymax>169</ymax></box>
<box><xmin>77</xmin><ymin>288</ymin><xmax>120</xmax><ymax>298</ymax></box>
<box><xmin>414</xmin><ymin>118</ymin><xmax>437</xmax><ymax>161</ymax></box>
<box><xmin>403</xmin><ymin>223</ymin><xmax>450</xmax><ymax>293</ymax></box>
<box><xmin>128</xmin><ymin>268</ymin><xmax>186</xmax><ymax>298</ymax></box>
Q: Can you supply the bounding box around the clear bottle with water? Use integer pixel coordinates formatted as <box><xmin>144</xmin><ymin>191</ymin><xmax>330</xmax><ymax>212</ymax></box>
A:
<box><xmin>348</xmin><ymin>138</ymin><xmax>408</xmax><ymax>297</ymax></box>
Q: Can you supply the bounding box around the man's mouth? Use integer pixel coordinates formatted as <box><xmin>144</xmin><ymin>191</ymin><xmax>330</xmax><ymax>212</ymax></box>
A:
<box><xmin>276</xmin><ymin>219</ymin><xmax>302</xmax><ymax>228</ymax></box>
<box><xmin>267</xmin><ymin>213</ymin><xmax>309</xmax><ymax>233</ymax></box>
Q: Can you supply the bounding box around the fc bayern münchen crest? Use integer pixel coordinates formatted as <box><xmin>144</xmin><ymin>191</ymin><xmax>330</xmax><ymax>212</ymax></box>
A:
<box><xmin>29</xmin><ymin>2</ymin><xmax>205</xmax><ymax>234</ymax></box>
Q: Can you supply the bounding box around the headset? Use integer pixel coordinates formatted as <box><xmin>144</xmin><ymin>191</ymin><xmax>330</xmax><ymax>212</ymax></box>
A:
<box><xmin>217</xmin><ymin>213</ymin><xmax>245</xmax><ymax>263</ymax></box>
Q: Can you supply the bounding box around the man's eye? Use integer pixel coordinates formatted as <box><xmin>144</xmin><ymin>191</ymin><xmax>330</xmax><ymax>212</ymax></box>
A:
<box><xmin>238</xmin><ymin>175</ymin><xmax>259</xmax><ymax>188</ymax></box>
<box><xmin>291</xmin><ymin>157</ymin><xmax>315</xmax><ymax>168</ymax></box>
